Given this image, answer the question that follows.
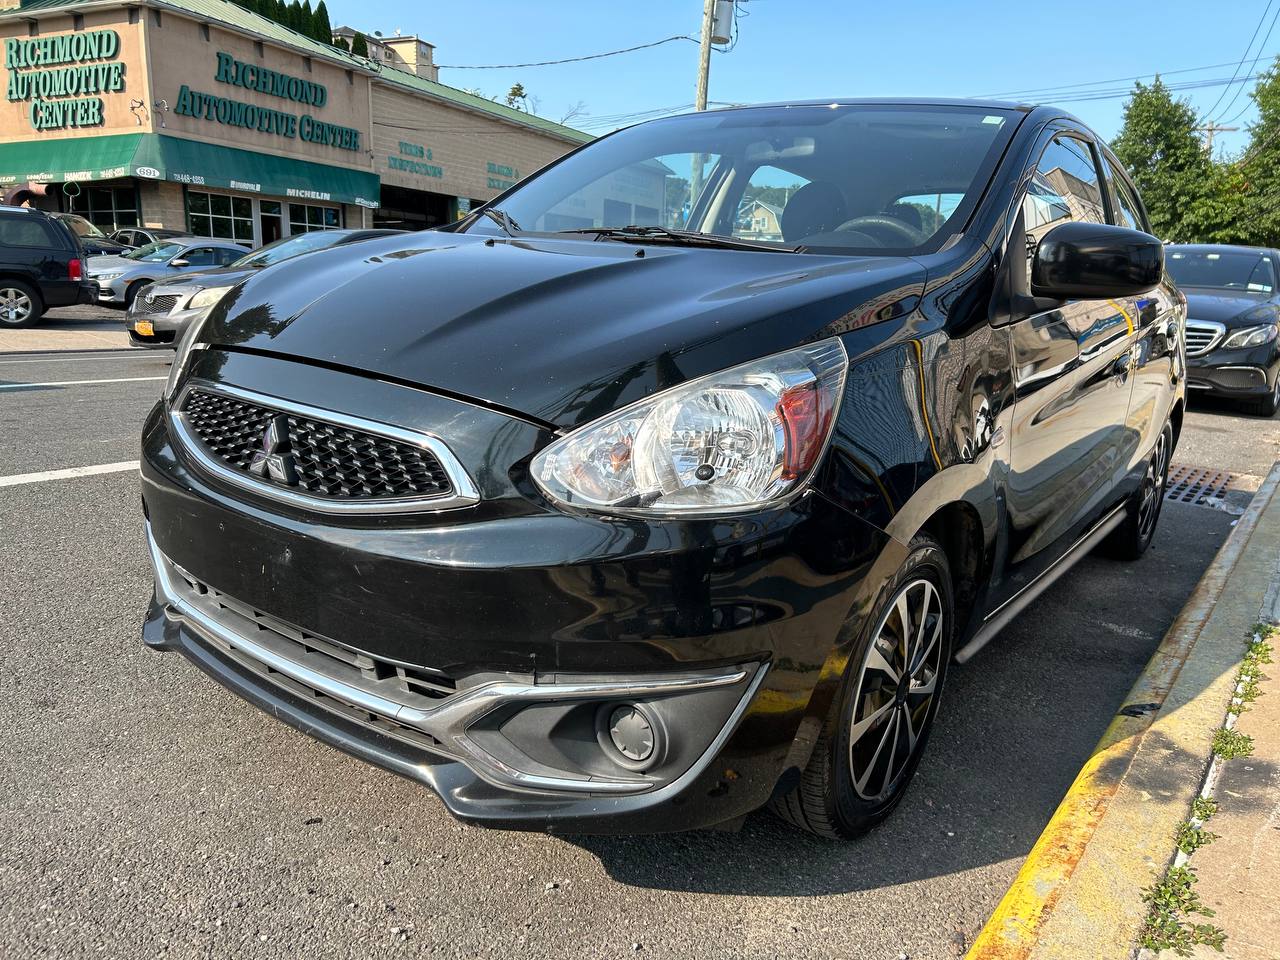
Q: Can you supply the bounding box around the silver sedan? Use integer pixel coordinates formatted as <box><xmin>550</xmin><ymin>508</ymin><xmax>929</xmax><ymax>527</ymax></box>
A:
<box><xmin>87</xmin><ymin>238</ymin><xmax>247</xmax><ymax>308</ymax></box>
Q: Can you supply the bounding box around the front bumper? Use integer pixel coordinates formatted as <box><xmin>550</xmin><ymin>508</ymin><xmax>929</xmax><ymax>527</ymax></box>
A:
<box><xmin>93</xmin><ymin>277</ymin><xmax>127</xmax><ymax>305</ymax></box>
<box><xmin>124</xmin><ymin>297</ymin><xmax>202</xmax><ymax>348</ymax></box>
<box><xmin>138</xmin><ymin>349</ymin><xmax>886</xmax><ymax>832</ymax></box>
<box><xmin>1187</xmin><ymin>348</ymin><xmax>1280</xmax><ymax>397</ymax></box>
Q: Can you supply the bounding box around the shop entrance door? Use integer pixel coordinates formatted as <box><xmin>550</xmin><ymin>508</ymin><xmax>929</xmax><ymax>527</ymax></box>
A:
<box><xmin>260</xmin><ymin>200</ymin><xmax>283</xmax><ymax>245</ymax></box>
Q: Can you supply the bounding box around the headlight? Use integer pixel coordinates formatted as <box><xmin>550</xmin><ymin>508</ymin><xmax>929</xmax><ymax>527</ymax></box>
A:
<box><xmin>532</xmin><ymin>338</ymin><xmax>848</xmax><ymax>517</ymax></box>
<box><xmin>1222</xmin><ymin>324</ymin><xmax>1279</xmax><ymax>349</ymax></box>
<box><xmin>186</xmin><ymin>285</ymin><xmax>232</xmax><ymax>310</ymax></box>
<box><xmin>94</xmin><ymin>272</ymin><xmax>122</xmax><ymax>282</ymax></box>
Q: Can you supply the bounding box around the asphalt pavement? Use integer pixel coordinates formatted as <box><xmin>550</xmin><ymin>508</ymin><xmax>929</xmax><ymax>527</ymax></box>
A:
<box><xmin>0</xmin><ymin>329</ymin><xmax>1274</xmax><ymax>960</ymax></box>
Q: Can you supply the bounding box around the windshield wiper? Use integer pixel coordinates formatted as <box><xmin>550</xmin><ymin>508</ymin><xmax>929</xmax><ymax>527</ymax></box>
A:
<box><xmin>557</xmin><ymin>225</ymin><xmax>805</xmax><ymax>253</ymax></box>
<box><xmin>479</xmin><ymin>206</ymin><xmax>522</xmax><ymax>236</ymax></box>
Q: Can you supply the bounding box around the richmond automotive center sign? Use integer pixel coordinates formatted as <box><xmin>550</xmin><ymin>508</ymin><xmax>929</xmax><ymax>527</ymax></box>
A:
<box><xmin>5</xmin><ymin>30</ymin><xmax>125</xmax><ymax>131</ymax></box>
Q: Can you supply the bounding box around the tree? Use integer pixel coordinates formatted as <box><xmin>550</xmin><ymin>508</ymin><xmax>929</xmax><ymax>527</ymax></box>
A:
<box><xmin>1111</xmin><ymin>77</ymin><xmax>1217</xmax><ymax>242</ymax></box>
<box><xmin>286</xmin><ymin>0</ymin><xmax>304</xmax><ymax>32</ymax></box>
<box><xmin>505</xmin><ymin>83</ymin><xmax>530</xmax><ymax>111</ymax></box>
<box><xmin>333</xmin><ymin>35</ymin><xmax>350</xmax><ymax>52</ymax></box>
<box><xmin>312</xmin><ymin>0</ymin><xmax>332</xmax><ymax>44</ymax></box>
<box><xmin>1238</xmin><ymin>57</ymin><xmax>1280</xmax><ymax>246</ymax></box>
<box><xmin>351</xmin><ymin>32</ymin><xmax>369</xmax><ymax>57</ymax></box>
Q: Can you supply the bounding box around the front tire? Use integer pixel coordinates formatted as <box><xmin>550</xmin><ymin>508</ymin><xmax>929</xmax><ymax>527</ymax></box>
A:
<box><xmin>1243</xmin><ymin>374</ymin><xmax>1280</xmax><ymax>418</ymax></box>
<box><xmin>771</xmin><ymin>534</ymin><xmax>953</xmax><ymax>838</ymax></box>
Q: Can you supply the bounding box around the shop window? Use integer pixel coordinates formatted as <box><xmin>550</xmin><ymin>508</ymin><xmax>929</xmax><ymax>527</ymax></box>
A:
<box><xmin>68</xmin><ymin>186</ymin><xmax>139</xmax><ymax>232</ymax></box>
<box><xmin>187</xmin><ymin>191</ymin><xmax>254</xmax><ymax>243</ymax></box>
<box><xmin>289</xmin><ymin>203</ymin><xmax>340</xmax><ymax>234</ymax></box>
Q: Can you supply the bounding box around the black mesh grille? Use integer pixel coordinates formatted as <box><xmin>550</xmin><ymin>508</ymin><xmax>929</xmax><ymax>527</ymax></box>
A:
<box><xmin>133</xmin><ymin>293</ymin><xmax>180</xmax><ymax>315</ymax></box>
<box><xmin>181</xmin><ymin>388</ymin><xmax>454</xmax><ymax>501</ymax></box>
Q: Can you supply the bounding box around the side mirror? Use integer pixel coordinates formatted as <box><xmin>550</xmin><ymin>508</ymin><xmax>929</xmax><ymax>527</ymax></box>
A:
<box><xmin>169</xmin><ymin>258</ymin><xmax>190</xmax><ymax>268</ymax></box>
<box><xmin>1031</xmin><ymin>221</ymin><xmax>1163</xmax><ymax>300</ymax></box>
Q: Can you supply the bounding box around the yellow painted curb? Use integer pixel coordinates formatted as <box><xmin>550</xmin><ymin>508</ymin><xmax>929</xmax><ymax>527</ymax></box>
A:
<box><xmin>966</xmin><ymin>464</ymin><xmax>1280</xmax><ymax>960</ymax></box>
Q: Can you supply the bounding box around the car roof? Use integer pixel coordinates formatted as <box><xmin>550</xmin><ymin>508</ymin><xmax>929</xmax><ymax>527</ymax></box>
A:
<box><xmin>1166</xmin><ymin>243</ymin><xmax>1277</xmax><ymax>255</ymax></box>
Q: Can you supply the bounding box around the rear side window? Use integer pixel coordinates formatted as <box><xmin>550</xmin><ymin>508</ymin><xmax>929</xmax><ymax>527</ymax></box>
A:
<box><xmin>0</xmin><ymin>215</ymin><xmax>58</xmax><ymax>249</ymax></box>
<box><xmin>1100</xmin><ymin>155</ymin><xmax>1149</xmax><ymax>233</ymax></box>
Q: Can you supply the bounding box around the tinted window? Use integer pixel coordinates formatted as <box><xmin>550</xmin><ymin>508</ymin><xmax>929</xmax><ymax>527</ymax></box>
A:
<box><xmin>215</xmin><ymin>248</ymin><xmax>241</xmax><ymax>265</ymax></box>
<box><xmin>1024</xmin><ymin>136</ymin><xmax>1106</xmax><ymax>273</ymax></box>
<box><xmin>182</xmin><ymin>247</ymin><xmax>221</xmax><ymax>267</ymax></box>
<box><xmin>474</xmin><ymin>104</ymin><xmax>1017</xmax><ymax>255</ymax></box>
<box><xmin>1166</xmin><ymin>249</ymin><xmax>1277</xmax><ymax>293</ymax></box>
<box><xmin>1100</xmin><ymin>155</ymin><xmax>1147</xmax><ymax>232</ymax></box>
<box><xmin>0</xmin><ymin>216</ymin><xmax>57</xmax><ymax>248</ymax></box>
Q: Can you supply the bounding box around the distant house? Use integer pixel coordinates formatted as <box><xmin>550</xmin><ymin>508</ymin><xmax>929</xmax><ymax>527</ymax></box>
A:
<box><xmin>333</xmin><ymin>26</ymin><xmax>438</xmax><ymax>80</ymax></box>
<box><xmin>736</xmin><ymin>198</ymin><xmax>784</xmax><ymax>241</ymax></box>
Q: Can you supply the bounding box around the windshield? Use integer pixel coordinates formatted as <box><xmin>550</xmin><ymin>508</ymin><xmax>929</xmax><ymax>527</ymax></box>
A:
<box><xmin>125</xmin><ymin>240</ymin><xmax>185</xmax><ymax>263</ymax></box>
<box><xmin>231</xmin><ymin>230</ymin><xmax>347</xmax><ymax>269</ymax></box>
<box><xmin>59</xmin><ymin>214</ymin><xmax>105</xmax><ymax>238</ymax></box>
<box><xmin>463</xmin><ymin>103</ymin><xmax>1016</xmax><ymax>255</ymax></box>
<box><xmin>1166</xmin><ymin>249</ymin><xmax>1276</xmax><ymax>293</ymax></box>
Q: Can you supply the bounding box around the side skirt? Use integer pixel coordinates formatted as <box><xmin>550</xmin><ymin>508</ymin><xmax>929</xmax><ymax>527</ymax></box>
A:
<box><xmin>954</xmin><ymin>502</ymin><xmax>1128</xmax><ymax>664</ymax></box>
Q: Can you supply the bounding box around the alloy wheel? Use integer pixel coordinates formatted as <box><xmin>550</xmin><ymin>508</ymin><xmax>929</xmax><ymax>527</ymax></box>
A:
<box><xmin>0</xmin><ymin>287</ymin><xmax>33</xmax><ymax>325</ymax></box>
<box><xmin>848</xmin><ymin>578</ymin><xmax>944</xmax><ymax>801</ymax></box>
<box><xmin>1137</xmin><ymin>429</ymin><xmax>1169</xmax><ymax>540</ymax></box>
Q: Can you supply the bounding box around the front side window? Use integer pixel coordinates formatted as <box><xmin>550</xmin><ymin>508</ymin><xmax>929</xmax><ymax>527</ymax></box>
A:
<box><xmin>1023</xmin><ymin>135</ymin><xmax>1106</xmax><ymax>273</ymax></box>
<box><xmin>1166</xmin><ymin>250</ymin><xmax>1277</xmax><ymax>293</ymax></box>
<box><xmin>180</xmin><ymin>246</ymin><xmax>222</xmax><ymax>267</ymax></box>
<box><xmin>467</xmin><ymin>104</ymin><xmax>1017</xmax><ymax>255</ymax></box>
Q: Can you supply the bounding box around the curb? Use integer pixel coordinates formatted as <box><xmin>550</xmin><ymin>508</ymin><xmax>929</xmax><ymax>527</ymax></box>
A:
<box><xmin>0</xmin><ymin>347</ymin><xmax>141</xmax><ymax>358</ymax></box>
<box><xmin>967</xmin><ymin>460</ymin><xmax>1280</xmax><ymax>960</ymax></box>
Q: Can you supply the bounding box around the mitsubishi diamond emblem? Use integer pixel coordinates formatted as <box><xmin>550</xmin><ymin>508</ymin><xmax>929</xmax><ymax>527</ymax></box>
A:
<box><xmin>248</xmin><ymin>415</ymin><xmax>299</xmax><ymax>486</ymax></box>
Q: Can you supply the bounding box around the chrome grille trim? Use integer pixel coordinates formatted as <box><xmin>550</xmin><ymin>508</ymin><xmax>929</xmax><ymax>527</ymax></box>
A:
<box><xmin>169</xmin><ymin>380</ymin><xmax>480</xmax><ymax>515</ymax></box>
<box><xmin>132</xmin><ymin>293</ymin><xmax>181</xmax><ymax>315</ymax></box>
<box><xmin>1184</xmin><ymin>319</ymin><xmax>1226</xmax><ymax>357</ymax></box>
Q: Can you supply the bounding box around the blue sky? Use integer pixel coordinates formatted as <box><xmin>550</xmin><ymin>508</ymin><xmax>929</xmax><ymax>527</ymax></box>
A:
<box><xmin>326</xmin><ymin>0</ymin><xmax>1276</xmax><ymax>157</ymax></box>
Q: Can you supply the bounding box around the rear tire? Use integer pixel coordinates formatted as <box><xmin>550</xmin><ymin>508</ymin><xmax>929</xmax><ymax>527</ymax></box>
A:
<box><xmin>771</xmin><ymin>534</ymin><xmax>953</xmax><ymax>838</ymax></box>
<box><xmin>1102</xmin><ymin>420</ymin><xmax>1173</xmax><ymax>561</ymax></box>
<box><xmin>0</xmin><ymin>280</ymin><xmax>42</xmax><ymax>328</ymax></box>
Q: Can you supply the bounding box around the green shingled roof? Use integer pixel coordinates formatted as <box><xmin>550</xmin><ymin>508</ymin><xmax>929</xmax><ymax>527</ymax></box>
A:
<box><xmin>3</xmin><ymin>0</ymin><xmax>591</xmax><ymax>143</ymax></box>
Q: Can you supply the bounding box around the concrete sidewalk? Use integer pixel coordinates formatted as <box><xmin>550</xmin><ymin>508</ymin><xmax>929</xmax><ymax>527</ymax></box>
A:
<box><xmin>1184</xmin><ymin>622</ymin><xmax>1280</xmax><ymax>960</ymax></box>
<box><xmin>968</xmin><ymin>461</ymin><xmax>1280</xmax><ymax>960</ymax></box>
<box><xmin>0</xmin><ymin>306</ymin><xmax>131</xmax><ymax>353</ymax></box>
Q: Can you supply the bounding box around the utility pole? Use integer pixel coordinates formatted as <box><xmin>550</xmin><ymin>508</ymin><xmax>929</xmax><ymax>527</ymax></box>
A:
<box><xmin>691</xmin><ymin>0</ymin><xmax>730</xmax><ymax>219</ymax></box>
<box><xmin>695</xmin><ymin>0</ymin><xmax>716</xmax><ymax>112</ymax></box>
<box><xmin>1195</xmin><ymin>122</ymin><xmax>1239</xmax><ymax>156</ymax></box>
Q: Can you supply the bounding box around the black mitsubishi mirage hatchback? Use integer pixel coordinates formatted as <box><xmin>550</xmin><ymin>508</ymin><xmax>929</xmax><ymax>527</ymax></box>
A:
<box><xmin>141</xmin><ymin>100</ymin><xmax>1184</xmax><ymax>838</ymax></box>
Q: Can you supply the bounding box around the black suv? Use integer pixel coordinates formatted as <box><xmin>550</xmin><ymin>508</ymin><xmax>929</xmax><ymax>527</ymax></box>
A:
<box><xmin>140</xmin><ymin>100</ymin><xmax>1184</xmax><ymax>837</ymax></box>
<box><xmin>0</xmin><ymin>206</ymin><xmax>96</xmax><ymax>327</ymax></box>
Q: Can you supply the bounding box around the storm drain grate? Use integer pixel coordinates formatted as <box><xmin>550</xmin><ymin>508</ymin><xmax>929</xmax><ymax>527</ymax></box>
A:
<box><xmin>1166</xmin><ymin>464</ymin><xmax>1236</xmax><ymax>505</ymax></box>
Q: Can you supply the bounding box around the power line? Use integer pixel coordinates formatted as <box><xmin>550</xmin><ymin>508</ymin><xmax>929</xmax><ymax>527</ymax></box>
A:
<box><xmin>975</xmin><ymin>53</ymin><xmax>1278</xmax><ymax>100</ymax></box>
<box><xmin>1052</xmin><ymin>73</ymin><xmax>1262</xmax><ymax>104</ymax></box>
<box><xmin>1215</xmin><ymin>8</ymin><xmax>1280</xmax><ymax>123</ymax></box>
<box><xmin>1198</xmin><ymin>0</ymin><xmax>1274</xmax><ymax>123</ymax></box>
<box><xmin>436</xmin><ymin>35</ymin><xmax>696</xmax><ymax>70</ymax></box>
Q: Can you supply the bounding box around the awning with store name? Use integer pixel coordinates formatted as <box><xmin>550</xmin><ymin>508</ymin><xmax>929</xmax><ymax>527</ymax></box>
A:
<box><xmin>0</xmin><ymin>133</ymin><xmax>381</xmax><ymax>208</ymax></box>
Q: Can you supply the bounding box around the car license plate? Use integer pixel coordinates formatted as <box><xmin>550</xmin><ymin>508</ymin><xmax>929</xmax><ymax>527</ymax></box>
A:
<box><xmin>135</xmin><ymin>320</ymin><xmax>154</xmax><ymax>337</ymax></box>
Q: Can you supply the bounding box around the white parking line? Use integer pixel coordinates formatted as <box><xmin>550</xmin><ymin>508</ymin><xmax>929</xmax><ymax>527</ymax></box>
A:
<box><xmin>0</xmin><ymin>353</ymin><xmax>156</xmax><ymax>364</ymax></box>
<box><xmin>0</xmin><ymin>461</ymin><xmax>139</xmax><ymax>488</ymax></box>
<box><xmin>0</xmin><ymin>376</ymin><xmax>166</xmax><ymax>391</ymax></box>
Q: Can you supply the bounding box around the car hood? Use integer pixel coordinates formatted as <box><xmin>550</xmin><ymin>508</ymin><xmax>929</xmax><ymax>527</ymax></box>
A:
<box><xmin>154</xmin><ymin>266</ymin><xmax>257</xmax><ymax>291</ymax></box>
<box><xmin>204</xmin><ymin>231</ymin><xmax>926</xmax><ymax>428</ymax></box>
<box><xmin>87</xmin><ymin>254</ymin><xmax>137</xmax><ymax>272</ymax></box>
<box><xmin>1182</xmin><ymin>287</ymin><xmax>1277</xmax><ymax>327</ymax></box>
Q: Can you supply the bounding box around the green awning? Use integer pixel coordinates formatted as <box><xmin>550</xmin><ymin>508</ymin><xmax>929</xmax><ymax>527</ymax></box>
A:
<box><xmin>0</xmin><ymin>133</ymin><xmax>144</xmax><ymax>185</ymax></box>
<box><xmin>0</xmin><ymin>133</ymin><xmax>381</xmax><ymax>208</ymax></box>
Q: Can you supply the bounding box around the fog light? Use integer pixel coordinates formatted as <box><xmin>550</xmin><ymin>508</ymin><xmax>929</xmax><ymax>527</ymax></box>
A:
<box><xmin>608</xmin><ymin>705</ymin><xmax>654</xmax><ymax>762</ymax></box>
<box><xmin>596</xmin><ymin>702</ymin><xmax>665</xmax><ymax>771</ymax></box>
